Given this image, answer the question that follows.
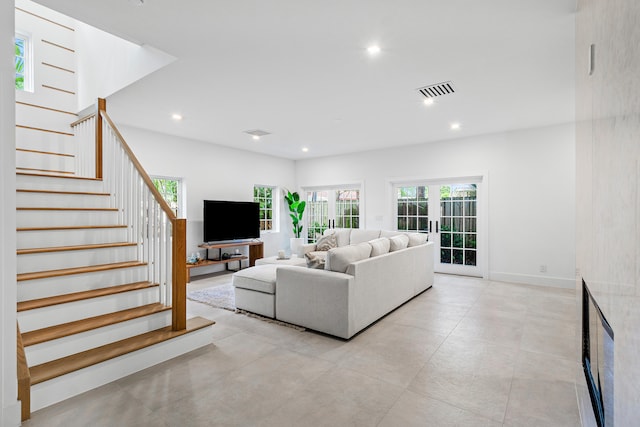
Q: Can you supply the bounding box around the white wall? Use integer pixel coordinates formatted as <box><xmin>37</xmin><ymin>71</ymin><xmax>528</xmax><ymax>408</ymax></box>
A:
<box><xmin>75</xmin><ymin>22</ymin><xmax>174</xmax><ymax>112</ymax></box>
<box><xmin>296</xmin><ymin>123</ymin><xmax>576</xmax><ymax>288</ymax></box>
<box><xmin>2</xmin><ymin>0</ymin><xmax>19</xmax><ymax>424</ymax></box>
<box><xmin>15</xmin><ymin>0</ymin><xmax>77</xmax><ymax>174</ymax></box>
<box><xmin>117</xmin><ymin>124</ymin><xmax>297</xmax><ymax>277</ymax></box>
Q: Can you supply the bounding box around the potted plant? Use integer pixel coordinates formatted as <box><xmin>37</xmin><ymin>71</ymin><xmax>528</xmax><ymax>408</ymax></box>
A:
<box><xmin>284</xmin><ymin>189</ymin><xmax>306</xmax><ymax>256</ymax></box>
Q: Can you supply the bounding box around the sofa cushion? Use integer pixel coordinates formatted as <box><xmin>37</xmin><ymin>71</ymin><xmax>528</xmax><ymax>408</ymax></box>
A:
<box><xmin>350</xmin><ymin>229</ymin><xmax>381</xmax><ymax>244</ymax></box>
<box><xmin>368</xmin><ymin>237</ymin><xmax>390</xmax><ymax>257</ymax></box>
<box><xmin>389</xmin><ymin>234</ymin><xmax>409</xmax><ymax>251</ymax></box>
<box><xmin>305</xmin><ymin>251</ymin><xmax>327</xmax><ymax>269</ymax></box>
<box><xmin>407</xmin><ymin>232</ymin><xmax>429</xmax><ymax>247</ymax></box>
<box><xmin>232</xmin><ymin>264</ymin><xmax>278</xmax><ymax>294</ymax></box>
<box><xmin>315</xmin><ymin>233</ymin><xmax>337</xmax><ymax>251</ymax></box>
<box><xmin>325</xmin><ymin>242</ymin><xmax>372</xmax><ymax>273</ymax></box>
<box><xmin>323</xmin><ymin>228</ymin><xmax>352</xmax><ymax>247</ymax></box>
<box><xmin>380</xmin><ymin>230</ymin><xmax>403</xmax><ymax>239</ymax></box>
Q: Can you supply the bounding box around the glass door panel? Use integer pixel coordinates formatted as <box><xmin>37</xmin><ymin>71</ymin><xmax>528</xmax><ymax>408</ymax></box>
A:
<box><xmin>436</xmin><ymin>183</ymin><xmax>480</xmax><ymax>275</ymax></box>
<box><xmin>305</xmin><ymin>188</ymin><xmax>361</xmax><ymax>243</ymax></box>
<box><xmin>394</xmin><ymin>181</ymin><xmax>482</xmax><ymax>277</ymax></box>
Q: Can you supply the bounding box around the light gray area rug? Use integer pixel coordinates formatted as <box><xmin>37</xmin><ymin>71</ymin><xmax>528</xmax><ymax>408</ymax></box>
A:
<box><xmin>187</xmin><ymin>283</ymin><xmax>305</xmax><ymax>331</ymax></box>
<box><xmin>187</xmin><ymin>283</ymin><xmax>236</xmax><ymax>312</ymax></box>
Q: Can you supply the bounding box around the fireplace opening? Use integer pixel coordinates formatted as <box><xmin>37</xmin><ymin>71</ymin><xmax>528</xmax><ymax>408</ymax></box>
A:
<box><xmin>582</xmin><ymin>279</ymin><xmax>614</xmax><ymax>427</ymax></box>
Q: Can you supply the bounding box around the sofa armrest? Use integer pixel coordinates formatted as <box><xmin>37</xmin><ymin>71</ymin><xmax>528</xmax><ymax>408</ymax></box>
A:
<box><xmin>276</xmin><ymin>266</ymin><xmax>354</xmax><ymax>338</ymax></box>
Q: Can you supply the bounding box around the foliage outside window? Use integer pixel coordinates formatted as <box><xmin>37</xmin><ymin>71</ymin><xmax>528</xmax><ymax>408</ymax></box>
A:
<box><xmin>152</xmin><ymin>177</ymin><xmax>182</xmax><ymax>217</ymax></box>
<box><xmin>254</xmin><ymin>186</ymin><xmax>275</xmax><ymax>232</ymax></box>
<box><xmin>15</xmin><ymin>35</ymin><xmax>27</xmax><ymax>90</ymax></box>
<box><xmin>397</xmin><ymin>186</ymin><xmax>429</xmax><ymax>233</ymax></box>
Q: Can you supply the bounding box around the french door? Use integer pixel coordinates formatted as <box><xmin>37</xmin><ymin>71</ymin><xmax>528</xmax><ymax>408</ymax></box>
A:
<box><xmin>395</xmin><ymin>180</ymin><xmax>483</xmax><ymax>277</ymax></box>
<box><xmin>305</xmin><ymin>187</ymin><xmax>361</xmax><ymax>243</ymax></box>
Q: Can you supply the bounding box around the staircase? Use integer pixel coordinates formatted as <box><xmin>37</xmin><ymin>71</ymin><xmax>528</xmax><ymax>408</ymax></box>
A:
<box><xmin>15</xmin><ymin>101</ymin><xmax>213</xmax><ymax>418</ymax></box>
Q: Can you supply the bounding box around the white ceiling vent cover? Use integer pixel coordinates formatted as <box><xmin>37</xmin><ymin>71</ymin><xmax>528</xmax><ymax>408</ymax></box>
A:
<box><xmin>417</xmin><ymin>81</ymin><xmax>455</xmax><ymax>98</ymax></box>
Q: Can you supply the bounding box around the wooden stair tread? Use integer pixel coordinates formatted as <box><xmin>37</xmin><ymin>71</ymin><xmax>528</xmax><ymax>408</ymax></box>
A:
<box><xmin>17</xmin><ymin>171</ymin><xmax>101</xmax><ymax>181</ymax></box>
<box><xmin>29</xmin><ymin>317</ymin><xmax>214</xmax><ymax>385</ymax></box>
<box><xmin>16</xmin><ymin>167</ymin><xmax>74</xmax><ymax>175</ymax></box>
<box><xmin>18</xmin><ymin>242</ymin><xmax>137</xmax><ymax>255</ymax></box>
<box><xmin>22</xmin><ymin>303</ymin><xmax>171</xmax><ymax>347</ymax></box>
<box><xmin>17</xmin><ymin>207</ymin><xmax>118</xmax><ymax>211</ymax></box>
<box><xmin>17</xmin><ymin>225</ymin><xmax>127</xmax><ymax>231</ymax></box>
<box><xmin>16</xmin><ymin>189</ymin><xmax>110</xmax><ymax>196</ymax></box>
<box><xmin>17</xmin><ymin>261</ymin><xmax>147</xmax><ymax>282</ymax></box>
<box><xmin>17</xmin><ymin>281</ymin><xmax>157</xmax><ymax>312</ymax></box>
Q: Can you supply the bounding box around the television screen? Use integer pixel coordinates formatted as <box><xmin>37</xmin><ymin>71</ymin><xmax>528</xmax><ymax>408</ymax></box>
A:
<box><xmin>203</xmin><ymin>200</ymin><xmax>260</xmax><ymax>242</ymax></box>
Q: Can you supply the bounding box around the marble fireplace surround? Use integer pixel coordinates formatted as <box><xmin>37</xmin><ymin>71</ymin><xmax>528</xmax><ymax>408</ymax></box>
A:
<box><xmin>575</xmin><ymin>0</ymin><xmax>640</xmax><ymax>425</ymax></box>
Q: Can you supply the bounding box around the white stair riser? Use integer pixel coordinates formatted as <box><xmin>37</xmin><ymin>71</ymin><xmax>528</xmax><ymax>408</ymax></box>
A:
<box><xmin>17</xmin><ymin>246</ymin><xmax>138</xmax><ymax>274</ymax></box>
<box><xmin>30</xmin><ymin>326</ymin><xmax>213</xmax><ymax>412</ymax></box>
<box><xmin>17</xmin><ymin>209</ymin><xmax>120</xmax><ymax>228</ymax></box>
<box><xmin>18</xmin><ymin>267</ymin><xmax>148</xmax><ymax>301</ymax></box>
<box><xmin>16</xmin><ymin>174</ymin><xmax>106</xmax><ymax>193</ymax></box>
<box><xmin>17</xmin><ymin>191</ymin><xmax>111</xmax><ymax>209</ymax></box>
<box><xmin>16</xmin><ymin>151</ymin><xmax>75</xmax><ymax>174</ymax></box>
<box><xmin>25</xmin><ymin>310</ymin><xmax>172</xmax><ymax>366</ymax></box>
<box><xmin>17</xmin><ymin>227</ymin><xmax>129</xmax><ymax>249</ymax></box>
<box><xmin>18</xmin><ymin>287</ymin><xmax>161</xmax><ymax>333</ymax></box>
<box><xmin>16</xmin><ymin>128</ymin><xmax>76</xmax><ymax>156</ymax></box>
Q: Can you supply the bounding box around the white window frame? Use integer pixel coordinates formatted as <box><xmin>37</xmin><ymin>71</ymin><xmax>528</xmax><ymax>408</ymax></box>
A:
<box><xmin>253</xmin><ymin>185</ymin><xmax>279</xmax><ymax>233</ymax></box>
<box><xmin>151</xmin><ymin>176</ymin><xmax>184</xmax><ymax>218</ymax></box>
<box><xmin>15</xmin><ymin>30</ymin><xmax>34</xmax><ymax>92</ymax></box>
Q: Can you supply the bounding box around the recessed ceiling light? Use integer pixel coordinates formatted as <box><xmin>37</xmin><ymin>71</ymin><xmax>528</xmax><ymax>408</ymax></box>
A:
<box><xmin>302</xmin><ymin>147</ymin><xmax>309</xmax><ymax>152</ymax></box>
<box><xmin>367</xmin><ymin>45</ymin><xmax>381</xmax><ymax>55</ymax></box>
<box><xmin>252</xmin><ymin>135</ymin><xmax>260</xmax><ymax>141</ymax></box>
<box><xmin>423</xmin><ymin>99</ymin><xmax>434</xmax><ymax>106</ymax></box>
<box><xmin>450</xmin><ymin>122</ymin><xmax>461</xmax><ymax>130</ymax></box>
<box><xmin>171</xmin><ymin>113</ymin><xmax>182</xmax><ymax>121</ymax></box>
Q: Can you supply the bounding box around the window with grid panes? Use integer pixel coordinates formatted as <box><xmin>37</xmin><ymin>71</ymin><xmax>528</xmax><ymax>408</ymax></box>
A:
<box><xmin>396</xmin><ymin>185</ymin><xmax>429</xmax><ymax>233</ymax></box>
<box><xmin>253</xmin><ymin>186</ymin><xmax>275</xmax><ymax>232</ymax></box>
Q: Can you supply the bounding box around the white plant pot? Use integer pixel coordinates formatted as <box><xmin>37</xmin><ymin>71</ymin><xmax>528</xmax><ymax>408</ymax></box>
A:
<box><xmin>290</xmin><ymin>237</ymin><xmax>305</xmax><ymax>257</ymax></box>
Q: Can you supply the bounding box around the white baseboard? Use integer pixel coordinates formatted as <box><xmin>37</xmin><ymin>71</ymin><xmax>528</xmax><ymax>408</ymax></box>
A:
<box><xmin>1</xmin><ymin>400</ymin><xmax>22</xmax><ymax>427</ymax></box>
<box><xmin>30</xmin><ymin>326</ymin><xmax>213</xmax><ymax>412</ymax></box>
<box><xmin>489</xmin><ymin>271</ymin><xmax>575</xmax><ymax>289</ymax></box>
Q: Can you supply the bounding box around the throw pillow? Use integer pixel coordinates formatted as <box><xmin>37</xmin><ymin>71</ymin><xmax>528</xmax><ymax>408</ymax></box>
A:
<box><xmin>315</xmin><ymin>233</ymin><xmax>337</xmax><ymax>251</ymax></box>
<box><xmin>305</xmin><ymin>251</ymin><xmax>327</xmax><ymax>269</ymax></box>
<box><xmin>389</xmin><ymin>234</ymin><xmax>409</xmax><ymax>252</ymax></box>
<box><xmin>369</xmin><ymin>237</ymin><xmax>391</xmax><ymax>257</ymax></box>
<box><xmin>325</xmin><ymin>242</ymin><xmax>372</xmax><ymax>273</ymax></box>
<box><xmin>406</xmin><ymin>232</ymin><xmax>428</xmax><ymax>247</ymax></box>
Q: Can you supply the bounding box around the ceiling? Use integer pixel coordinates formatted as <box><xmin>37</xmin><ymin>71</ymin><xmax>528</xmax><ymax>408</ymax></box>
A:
<box><xmin>35</xmin><ymin>0</ymin><xmax>576</xmax><ymax>160</ymax></box>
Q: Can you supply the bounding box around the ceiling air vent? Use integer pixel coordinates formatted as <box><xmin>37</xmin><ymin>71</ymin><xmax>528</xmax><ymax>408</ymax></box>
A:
<box><xmin>244</xmin><ymin>129</ymin><xmax>271</xmax><ymax>137</ymax></box>
<box><xmin>417</xmin><ymin>81</ymin><xmax>455</xmax><ymax>98</ymax></box>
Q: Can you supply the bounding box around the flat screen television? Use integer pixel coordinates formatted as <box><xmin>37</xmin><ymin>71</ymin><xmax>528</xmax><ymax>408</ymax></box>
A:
<box><xmin>203</xmin><ymin>200</ymin><xmax>260</xmax><ymax>243</ymax></box>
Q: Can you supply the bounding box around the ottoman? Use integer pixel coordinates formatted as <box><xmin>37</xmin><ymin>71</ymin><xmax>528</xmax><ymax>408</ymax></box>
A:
<box><xmin>255</xmin><ymin>255</ymin><xmax>307</xmax><ymax>267</ymax></box>
<box><xmin>232</xmin><ymin>264</ymin><xmax>279</xmax><ymax>318</ymax></box>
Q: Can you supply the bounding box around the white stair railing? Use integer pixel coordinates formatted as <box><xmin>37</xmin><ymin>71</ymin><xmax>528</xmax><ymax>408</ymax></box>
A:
<box><xmin>70</xmin><ymin>99</ymin><xmax>187</xmax><ymax>329</ymax></box>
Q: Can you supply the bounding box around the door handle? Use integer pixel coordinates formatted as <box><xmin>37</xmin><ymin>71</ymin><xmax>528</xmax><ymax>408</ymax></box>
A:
<box><xmin>436</xmin><ymin>221</ymin><xmax>439</xmax><ymax>233</ymax></box>
<box><xmin>429</xmin><ymin>221</ymin><xmax>432</xmax><ymax>233</ymax></box>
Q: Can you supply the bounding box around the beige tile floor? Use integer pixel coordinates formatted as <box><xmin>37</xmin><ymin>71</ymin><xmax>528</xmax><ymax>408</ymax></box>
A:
<box><xmin>24</xmin><ymin>273</ymin><xmax>581</xmax><ymax>427</ymax></box>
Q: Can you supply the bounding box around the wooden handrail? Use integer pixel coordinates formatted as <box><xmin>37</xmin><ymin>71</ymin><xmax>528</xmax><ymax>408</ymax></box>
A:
<box><xmin>98</xmin><ymin>102</ymin><xmax>186</xmax><ymax>332</ymax></box>
<box><xmin>17</xmin><ymin>323</ymin><xmax>31</xmax><ymax>421</ymax></box>
<box><xmin>100</xmin><ymin>110</ymin><xmax>177</xmax><ymax>221</ymax></box>
<box><xmin>69</xmin><ymin>112</ymin><xmax>96</xmax><ymax>128</ymax></box>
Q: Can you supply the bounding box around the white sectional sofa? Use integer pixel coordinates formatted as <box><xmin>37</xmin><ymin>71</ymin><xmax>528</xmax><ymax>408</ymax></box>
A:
<box><xmin>233</xmin><ymin>228</ymin><xmax>434</xmax><ymax>339</ymax></box>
